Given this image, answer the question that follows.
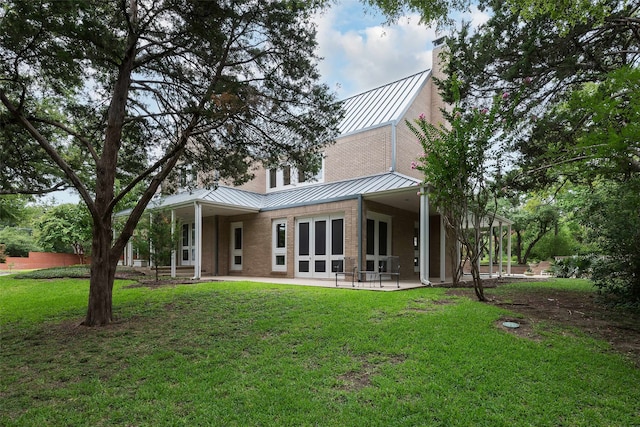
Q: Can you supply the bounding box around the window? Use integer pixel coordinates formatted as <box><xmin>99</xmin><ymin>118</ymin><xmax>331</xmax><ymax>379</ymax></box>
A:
<box><xmin>283</xmin><ymin>165</ymin><xmax>291</xmax><ymax>186</ymax></box>
<box><xmin>272</xmin><ymin>219</ymin><xmax>287</xmax><ymax>272</ymax></box>
<box><xmin>265</xmin><ymin>157</ymin><xmax>324</xmax><ymax>192</ymax></box>
<box><xmin>269</xmin><ymin>169</ymin><xmax>277</xmax><ymax>189</ymax></box>
<box><xmin>179</xmin><ymin>165</ymin><xmax>195</xmax><ymax>188</ymax></box>
<box><xmin>230</xmin><ymin>222</ymin><xmax>243</xmax><ymax>271</ymax></box>
<box><xmin>414</xmin><ymin>222</ymin><xmax>420</xmax><ymax>273</ymax></box>
<box><xmin>181</xmin><ymin>223</ymin><xmax>195</xmax><ymax>265</ymax></box>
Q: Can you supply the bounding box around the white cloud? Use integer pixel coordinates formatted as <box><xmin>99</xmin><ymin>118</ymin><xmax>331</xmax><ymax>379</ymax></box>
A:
<box><xmin>315</xmin><ymin>2</ymin><xmax>492</xmax><ymax>100</ymax></box>
<box><xmin>315</xmin><ymin>4</ymin><xmax>437</xmax><ymax>99</ymax></box>
<box><xmin>469</xmin><ymin>5</ymin><xmax>490</xmax><ymax>28</ymax></box>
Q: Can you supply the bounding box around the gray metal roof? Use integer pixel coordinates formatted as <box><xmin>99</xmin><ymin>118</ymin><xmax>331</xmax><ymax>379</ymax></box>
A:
<box><xmin>338</xmin><ymin>70</ymin><xmax>431</xmax><ymax>136</ymax></box>
<box><xmin>261</xmin><ymin>172</ymin><xmax>421</xmax><ymax>210</ymax></box>
<box><xmin>151</xmin><ymin>172</ymin><xmax>421</xmax><ymax>212</ymax></box>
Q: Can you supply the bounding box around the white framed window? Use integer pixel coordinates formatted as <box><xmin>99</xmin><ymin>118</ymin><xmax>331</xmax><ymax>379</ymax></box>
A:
<box><xmin>181</xmin><ymin>222</ymin><xmax>195</xmax><ymax>266</ymax></box>
<box><xmin>266</xmin><ymin>157</ymin><xmax>325</xmax><ymax>192</ymax></box>
<box><xmin>230</xmin><ymin>222</ymin><xmax>243</xmax><ymax>271</ymax></box>
<box><xmin>272</xmin><ymin>219</ymin><xmax>287</xmax><ymax>272</ymax></box>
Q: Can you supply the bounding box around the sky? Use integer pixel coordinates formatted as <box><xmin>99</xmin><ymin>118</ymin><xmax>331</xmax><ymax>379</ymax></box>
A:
<box><xmin>46</xmin><ymin>2</ymin><xmax>489</xmax><ymax>205</ymax></box>
<box><xmin>314</xmin><ymin>0</ymin><xmax>490</xmax><ymax>99</ymax></box>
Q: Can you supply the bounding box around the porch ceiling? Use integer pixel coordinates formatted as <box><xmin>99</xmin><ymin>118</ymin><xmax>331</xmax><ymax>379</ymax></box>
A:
<box><xmin>365</xmin><ymin>187</ymin><xmax>426</xmax><ymax>214</ymax></box>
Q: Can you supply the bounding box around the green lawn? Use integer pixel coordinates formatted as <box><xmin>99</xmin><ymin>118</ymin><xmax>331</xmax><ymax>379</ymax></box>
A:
<box><xmin>1</xmin><ymin>275</ymin><xmax>638</xmax><ymax>426</ymax></box>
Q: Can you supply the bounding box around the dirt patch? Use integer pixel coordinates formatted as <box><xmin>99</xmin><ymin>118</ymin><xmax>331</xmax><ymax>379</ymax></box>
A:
<box><xmin>447</xmin><ymin>285</ymin><xmax>640</xmax><ymax>367</ymax></box>
<box><xmin>336</xmin><ymin>352</ymin><xmax>406</xmax><ymax>391</ymax></box>
<box><xmin>495</xmin><ymin>316</ymin><xmax>541</xmax><ymax>341</ymax></box>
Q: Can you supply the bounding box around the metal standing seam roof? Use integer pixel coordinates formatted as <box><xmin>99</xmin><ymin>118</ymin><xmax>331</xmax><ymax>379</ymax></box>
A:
<box><xmin>338</xmin><ymin>70</ymin><xmax>431</xmax><ymax>136</ymax></box>
<box><xmin>149</xmin><ymin>172</ymin><xmax>422</xmax><ymax>212</ymax></box>
<box><xmin>147</xmin><ymin>186</ymin><xmax>263</xmax><ymax>211</ymax></box>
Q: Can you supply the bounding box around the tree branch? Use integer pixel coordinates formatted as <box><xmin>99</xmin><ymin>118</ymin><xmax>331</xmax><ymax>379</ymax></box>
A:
<box><xmin>0</xmin><ymin>90</ymin><xmax>97</xmax><ymax>216</ymax></box>
<box><xmin>0</xmin><ymin>181</ymin><xmax>68</xmax><ymax>195</ymax></box>
<box><xmin>27</xmin><ymin>116</ymin><xmax>100</xmax><ymax>163</ymax></box>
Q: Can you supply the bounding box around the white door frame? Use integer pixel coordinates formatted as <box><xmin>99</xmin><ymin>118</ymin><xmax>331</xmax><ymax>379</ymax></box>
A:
<box><xmin>295</xmin><ymin>215</ymin><xmax>344</xmax><ymax>279</ymax></box>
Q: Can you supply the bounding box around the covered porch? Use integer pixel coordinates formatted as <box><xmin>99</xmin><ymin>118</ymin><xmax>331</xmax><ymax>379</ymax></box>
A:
<box><xmin>120</xmin><ymin>172</ymin><xmax>512</xmax><ymax>284</ymax></box>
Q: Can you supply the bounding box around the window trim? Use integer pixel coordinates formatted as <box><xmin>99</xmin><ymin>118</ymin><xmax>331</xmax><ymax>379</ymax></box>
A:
<box><xmin>265</xmin><ymin>157</ymin><xmax>325</xmax><ymax>192</ymax></box>
<box><xmin>272</xmin><ymin>219</ymin><xmax>287</xmax><ymax>272</ymax></box>
<box><xmin>230</xmin><ymin>222</ymin><xmax>243</xmax><ymax>271</ymax></box>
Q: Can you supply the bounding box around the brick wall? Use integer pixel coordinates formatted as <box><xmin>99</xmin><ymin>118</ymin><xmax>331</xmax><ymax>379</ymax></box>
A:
<box><xmin>215</xmin><ymin>200</ymin><xmax>358</xmax><ymax>278</ymax></box>
<box><xmin>396</xmin><ymin>82</ymin><xmax>432</xmax><ymax>180</ymax></box>
<box><xmin>326</xmin><ymin>127</ymin><xmax>392</xmax><ymax>182</ymax></box>
<box><xmin>0</xmin><ymin>252</ymin><xmax>89</xmax><ymax>271</ymax></box>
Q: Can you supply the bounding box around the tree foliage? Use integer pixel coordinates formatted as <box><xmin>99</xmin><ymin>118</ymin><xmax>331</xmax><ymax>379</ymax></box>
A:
<box><xmin>0</xmin><ymin>195</ymin><xmax>33</xmax><ymax>227</ymax></box>
<box><xmin>133</xmin><ymin>210</ymin><xmax>181</xmax><ymax>282</ymax></box>
<box><xmin>442</xmin><ymin>0</ymin><xmax>640</xmax><ymax>302</ymax></box>
<box><xmin>444</xmin><ymin>0</ymin><xmax>639</xmax><ymax>187</ymax></box>
<box><xmin>582</xmin><ymin>178</ymin><xmax>640</xmax><ymax>303</ymax></box>
<box><xmin>36</xmin><ymin>204</ymin><xmax>92</xmax><ymax>261</ymax></box>
<box><xmin>0</xmin><ymin>227</ymin><xmax>40</xmax><ymax>257</ymax></box>
<box><xmin>364</xmin><ymin>0</ymin><xmax>472</xmax><ymax>25</ymax></box>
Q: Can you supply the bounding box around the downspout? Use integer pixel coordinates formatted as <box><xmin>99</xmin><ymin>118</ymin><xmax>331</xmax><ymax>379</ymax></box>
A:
<box><xmin>357</xmin><ymin>194</ymin><xmax>363</xmax><ymax>281</ymax></box>
<box><xmin>391</xmin><ymin>121</ymin><xmax>397</xmax><ymax>172</ymax></box>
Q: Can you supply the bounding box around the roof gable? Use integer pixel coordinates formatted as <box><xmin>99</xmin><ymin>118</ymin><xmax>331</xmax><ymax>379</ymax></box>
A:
<box><xmin>338</xmin><ymin>70</ymin><xmax>431</xmax><ymax>136</ymax></box>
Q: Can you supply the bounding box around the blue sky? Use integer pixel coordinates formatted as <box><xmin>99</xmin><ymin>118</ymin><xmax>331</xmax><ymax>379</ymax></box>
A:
<box><xmin>314</xmin><ymin>0</ymin><xmax>489</xmax><ymax>99</ymax></box>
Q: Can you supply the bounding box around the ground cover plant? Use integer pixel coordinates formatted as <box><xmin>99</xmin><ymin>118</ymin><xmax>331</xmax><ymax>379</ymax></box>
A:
<box><xmin>1</xmin><ymin>275</ymin><xmax>639</xmax><ymax>426</ymax></box>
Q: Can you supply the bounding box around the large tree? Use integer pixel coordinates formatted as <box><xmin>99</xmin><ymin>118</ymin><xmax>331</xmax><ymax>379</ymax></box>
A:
<box><xmin>1</xmin><ymin>0</ymin><xmax>343</xmax><ymax>326</ymax></box>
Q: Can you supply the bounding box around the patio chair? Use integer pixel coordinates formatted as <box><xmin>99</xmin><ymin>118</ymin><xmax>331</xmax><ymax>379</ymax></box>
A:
<box><xmin>377</xmin><ymin>256</ymin><xmax>400</xmax><ymax>288</ymax></box>
<box><xmin>334</xmin><ymin>256</ymin><xmax>357</xmax><ymax>287</ymax></box>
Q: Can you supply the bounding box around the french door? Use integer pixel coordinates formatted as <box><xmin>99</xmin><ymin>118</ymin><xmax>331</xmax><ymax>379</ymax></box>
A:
<box><xmin>295</xmin><ymin>215</ymin><xmax>344</xmax><ymax>278</ymax></box>
<box><xmin>365</xmin><ymin>213</ymin><xmax>392</xmax><ymax>278</ymax></box>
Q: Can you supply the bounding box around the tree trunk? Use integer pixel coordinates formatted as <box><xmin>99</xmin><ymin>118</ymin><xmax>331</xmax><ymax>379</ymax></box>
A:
<box><xmin>469</xmin><ymin>257</ymin><xmax>485</xmax><ymax>301</ymax></box>
<box><xmin>516</xmin><ymin>231</ymin><xmax>523</xmax><ymax>264</ymax></box>
<box><xmin>83</xmin><ymin>221</ymin><xmax>117</xmax><ymax>326</ymax></box>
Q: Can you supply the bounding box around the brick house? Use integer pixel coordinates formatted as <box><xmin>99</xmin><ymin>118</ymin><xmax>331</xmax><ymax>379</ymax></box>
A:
<box><xmin>122</xmin><ymin>42</ymin><xmax>513</xmax><ymax>284</ymax></box>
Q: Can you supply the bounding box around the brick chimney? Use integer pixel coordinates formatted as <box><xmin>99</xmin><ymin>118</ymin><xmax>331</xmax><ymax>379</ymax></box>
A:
<box><xmin>429</xmin><ymin>37</ymin><xmax>449</xmax><ymax>126</ymax></box>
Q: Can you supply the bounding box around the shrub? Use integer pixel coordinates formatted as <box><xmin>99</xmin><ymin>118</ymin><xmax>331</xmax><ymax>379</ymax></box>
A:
<box><xmin>591</xmin><ymin>257</ymin><xmax>640</xmax><ymax>305</ymax></box>
<box><xmin>0</xmin><ymin>227</ymin><xmax>40</xmax><ymax>257</ymax></box>
<box><xmin>550</xmin><ymin>255</ymin><xmax>593</xmax><ymax>278</ymax></box>
<box><xmin>580</xmin><ymin>178</ymin><xmax>640</xmax><ymax>304</ymax></box>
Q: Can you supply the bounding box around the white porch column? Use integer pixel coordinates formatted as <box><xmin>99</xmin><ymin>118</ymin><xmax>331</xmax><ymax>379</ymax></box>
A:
<box><xmin>126</xmin><ymin>240</ymin><xmax>133</xmax><ymax>266</ymax></box>
<box><xmin>149</xmin><ymin>212</ymin><xmax>154</xmax><ymax>268</ymax></box>
<box><xmin>419</xmin><ymin>189</ymin><xmax>430</xmax><ymax>285</ymax></box>
<box><xmin>507</xmin><ymin>224</ymin><xmax>512</xmax><ymax>275</ymax></box>
<box><xmin>193</xmin><ymin>202</ymin><xmax>202</xmax><ymax>279</ymax></box>
<box><xmin>440</xmin><ymin>215</ymin><xmax>446</xmax><ymax>282</ymax></box>
<box><xmin>171</xmin><ymin>209</ymin><xmax>176</xmax><ymax>279</ymax></box>
<box><xmin>498</xmin><ymin>222</ymin><xmax>503</xmax><ymax>278</ymax></box>
<box><xmin>488</xmin><ymin>224</ymin><xmax>493</xmax><ymax>278</ymax></box>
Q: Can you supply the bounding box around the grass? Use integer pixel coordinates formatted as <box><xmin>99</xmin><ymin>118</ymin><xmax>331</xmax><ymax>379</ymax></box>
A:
<box><xmin>1</xmin><ymin>275</ymin><xmax>639</xmax><ymax>426</ymax></box>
